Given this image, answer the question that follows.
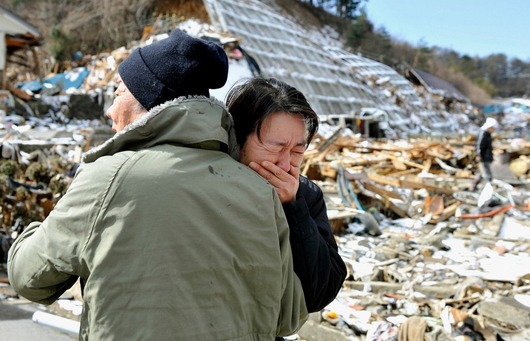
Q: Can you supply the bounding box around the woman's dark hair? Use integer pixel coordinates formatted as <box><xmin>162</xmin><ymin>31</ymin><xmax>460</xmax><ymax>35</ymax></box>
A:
<box><xmin>226</xmin><ymin>77</ymin><xmax>319</xmax><ymax>148</ymax></box>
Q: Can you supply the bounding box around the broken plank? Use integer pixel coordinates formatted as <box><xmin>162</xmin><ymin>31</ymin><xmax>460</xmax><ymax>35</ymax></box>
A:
<box><xmin>384</xmin><ymin>200</ymin><xmax>409</xmax><ymax>218</ymax></box>
<box><xmin>430</xmin><ymin>201</ymin><xmax>460</xmax><ymax>224</ymax></box>
<box><xmin>356</xmin><ymin>181</ymin><xmax>409</xmax><ymax>218</ymax></box>
<box><xmin>391</xmin><ymin>158</ymin><xmax>407</xmax><ymax>170</ymax></box>
<box><xmin>387</xmin><ymin>155</ymin><xmax>426</xmax><ymax>171</ymax></box>
<box><xmin>366</xmin><ymin>172</ymin><xmax>401</xmax><ymax>187</ymax></box>
<box><xmin>400</xmin><ymin>178</ymin><xmax>455</xmax><ymax>195</ymax></box>
<box><xmin>363</xmin><ymin>182</ymin><xmax>403</xmax><ymax>200</ymax></box>
<box><xmin>344</xmin><ymin>281</ymin><xmax>456</xmax><ymax>298</ymax></box>
<box><xmin>387</xmin><ymin>168</ymin><xmax>422</xmax><ymax>177</ymax></box>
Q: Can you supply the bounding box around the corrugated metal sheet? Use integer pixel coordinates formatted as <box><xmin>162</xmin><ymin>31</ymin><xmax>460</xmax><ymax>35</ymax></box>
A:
<box><xmin>204</xmin><ymin>0</ymin><xmax>383</xmax><ymax>117</ymax></box>
<box><xmin>203</xmin><ymin>0</ymin><xmax>476</xmax><ymax>136</ymax></box>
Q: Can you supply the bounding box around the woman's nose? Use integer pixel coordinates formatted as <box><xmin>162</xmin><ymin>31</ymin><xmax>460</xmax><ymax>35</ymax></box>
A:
<box><xmin>276</xmin><ymin>152</ymin><xmax>291</xmax><ymax>172</ymax></box>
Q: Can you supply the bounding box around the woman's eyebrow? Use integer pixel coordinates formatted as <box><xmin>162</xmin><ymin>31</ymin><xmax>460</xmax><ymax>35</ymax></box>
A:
<box><xmin>267</xmin><ymin>138</ymin><xmax>306</xmax><ymax>147</ymax></box>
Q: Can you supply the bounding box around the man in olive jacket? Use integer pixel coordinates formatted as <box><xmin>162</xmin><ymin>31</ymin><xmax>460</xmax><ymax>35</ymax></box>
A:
<box><xmin>8</xmin><ymin>29</ymin><xmax>307</xmax><ymax>340</ymax></box>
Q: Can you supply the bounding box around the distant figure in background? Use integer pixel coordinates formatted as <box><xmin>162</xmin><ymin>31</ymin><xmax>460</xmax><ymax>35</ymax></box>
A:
<box><xmin>226</xmin><ymin>78</ymin><xmax>347</xmax><ymax>323</ymax></box>
<box><xmin>237</xmin><ymin>45</ymin><xmax>262</xmax><ymax>76</ymax></box>
<box><xmin>224</xmin><ymin>41</ymin><xmax>244</xmax><ymax>60</ymax></box>
<box><xmin>472</xmin><ymin>117</ymin><xmax>499</xmax><ymax>191</ymax></box>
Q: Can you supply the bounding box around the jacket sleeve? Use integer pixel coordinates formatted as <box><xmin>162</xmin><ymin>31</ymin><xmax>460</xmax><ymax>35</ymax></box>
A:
<box><xmin>282</xmin><ymin>180</ymin><xmax>347</xmax><ymax>312</ymax></box>
<box><xmin>7</xmin><ymin>160</ymin><xmax>115</xmax><ymax>304</ymax></box>
<box><xmin>274</xmin><ymin>192</ymin><xmax>309</xmax><ymax>336</ymax></box>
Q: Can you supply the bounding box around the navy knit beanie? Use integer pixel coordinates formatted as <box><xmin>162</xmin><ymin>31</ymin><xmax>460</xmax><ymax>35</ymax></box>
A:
<box><xmin>118</xmin><ymin>29</ymin><xmax>229</xmax><ymax>110</ymax></box>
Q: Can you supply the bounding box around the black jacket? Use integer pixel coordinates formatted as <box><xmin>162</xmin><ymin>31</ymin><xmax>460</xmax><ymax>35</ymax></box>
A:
<box><xmin>282</xmin><ymin>176</ymin><xmax>347</xmax><ymax>312</ymax></box>
<box><xmin>477</xmin><ymin>130</ymin><xmax>494</xmax><ymax>162</ymax></box>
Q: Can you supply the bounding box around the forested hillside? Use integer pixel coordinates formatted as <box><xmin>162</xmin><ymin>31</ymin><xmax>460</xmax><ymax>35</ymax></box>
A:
<box><xmin>4</xmin><ymin>0</ymin><xmax>529</xmax><ymax>104</ymax></box>
<box><xmin>282</xmin><ymin>1</ymin><xmax>530</xmax><ymax>103</ymax></box>
<box><xmin>345</xmin><ymin>11</ymin><xmax>530</xmax><ymax>101</ymax></box>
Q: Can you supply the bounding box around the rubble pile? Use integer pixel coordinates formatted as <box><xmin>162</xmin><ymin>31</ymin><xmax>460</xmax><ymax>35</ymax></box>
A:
<box><xmin>0</xmin><ymin>116</ymin><xmax>528</xmax><ymax>340</ymax></box>
<box><xmin>0</xmin><ymin>141</ymin><xmax>79</xmax><ymax>263</ymax></box>
<box><xmin>294</xmin><ymin>126</ymin><xmax>530</xmax><ymax>340</ymax></box>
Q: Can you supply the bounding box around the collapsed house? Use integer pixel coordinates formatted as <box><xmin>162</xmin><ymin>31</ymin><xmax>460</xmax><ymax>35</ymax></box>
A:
<box><xmin>0</xmin><ymin>5</ymin><xmax>42</xmax><ymax>93</ymax></box>
<box><xmin>202</xmin><ymin>0</ymin><xmax>479</xmax><ymax>138</ymax></box>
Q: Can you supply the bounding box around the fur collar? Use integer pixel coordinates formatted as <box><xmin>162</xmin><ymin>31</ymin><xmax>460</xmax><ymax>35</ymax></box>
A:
<box><xmin>83</xmin><ymin>95</ymin><xmax>238</xmax><ymax>162</ymax></box>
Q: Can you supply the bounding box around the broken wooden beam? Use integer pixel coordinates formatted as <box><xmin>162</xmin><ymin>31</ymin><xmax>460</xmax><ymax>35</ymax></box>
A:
<box><xmin>344</xmin><ymin>281</ymin><xmax>457</xmax><ymax>298</ymax></box>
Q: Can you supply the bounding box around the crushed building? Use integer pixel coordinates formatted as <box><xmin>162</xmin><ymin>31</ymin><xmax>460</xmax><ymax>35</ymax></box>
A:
<box><xmin>203</xmin><ymin>0</ymin><xmax>479</xmax><ymax>138</ymax></box>
<box><xmin>0</xmin><ymin>5</ymin><xmax>42</xmax><ymax>91</ymax></box>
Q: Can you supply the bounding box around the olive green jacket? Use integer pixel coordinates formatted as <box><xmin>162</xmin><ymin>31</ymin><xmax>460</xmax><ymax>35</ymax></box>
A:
<box><xmin>8</xmin><ymin>96</ymin><xmax>307</xmax><ymax>340</ymax></box>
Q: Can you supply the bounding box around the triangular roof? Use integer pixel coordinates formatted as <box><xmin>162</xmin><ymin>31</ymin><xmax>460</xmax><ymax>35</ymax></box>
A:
<box><xmin>203</xmin><ymin>0</ymin><xmax>476</xmax><ymax>136</ymax></box>
<box><xmin>0</xmin><ymin>5</ymin><xmax>40</xmax><ymax>37</ymax></box>
<box><xmin>204</xmin><ymin>0</ymin><xmax>383</xmax><ymax>116</ymax></box>
<box><xmin>406</xmin><ymin>68</ymin><xmax>468</xmax><ymax>102</ymax></box>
